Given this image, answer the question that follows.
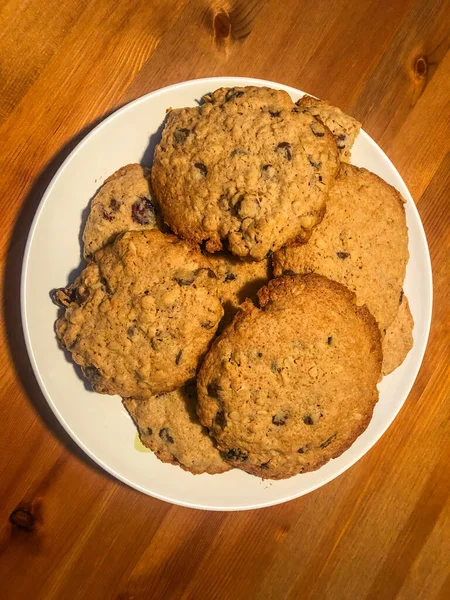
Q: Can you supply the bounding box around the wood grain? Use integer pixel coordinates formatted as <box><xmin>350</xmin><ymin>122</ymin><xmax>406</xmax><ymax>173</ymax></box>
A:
<box><xmin>0</xmin><ymin>1</ymin><xmax>449</xmax><ymax>598</ymax></box>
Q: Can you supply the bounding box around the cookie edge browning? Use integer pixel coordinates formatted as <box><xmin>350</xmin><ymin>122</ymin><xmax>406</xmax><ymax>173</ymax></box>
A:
<box><xmin>197</xmin><ymin>273</ymin><xmax>383</xmax><ymax>480</ymax></box>
<box><xmin>123</xmin><ymin>395</ymin><xmax>231</xmax><ymax>475</ymax></box>
<box><xmin>382</xmin><ymin>293</ymin><xmax>414</xmax><ymax>376</ymax></box>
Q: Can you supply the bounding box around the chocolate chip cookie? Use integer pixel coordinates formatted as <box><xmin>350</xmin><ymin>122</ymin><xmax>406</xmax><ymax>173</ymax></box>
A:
<box><xmin>197</xmin><ymin>274</ymin><xmax>382</xmax><ymax>480</ymax></box>
<box><xmin>55</xmin><ymin>229</ymin><xmax>223</xmax><ymax>397</ymax></box>
<box><xmin>123</xmin><ymin>384</ymin><xmax>231</xmax><ymax>475</ymax></box>
<box><xmin>382</xmin><ymin>292</ymin><xmax>414</xmax><ymax>375</ymax></box>
<box><xmin>152</xmin><ymin>86</ymin><xmax>340</xmax><ymax>260</ymax></box>
<box><xmin>296</xmin><ymin>95</ymin><xmax>361</xmax><ymax>161</ymax></box>
<box><xmin>83</xmin><ymin>164</ymin><xmax>158</xmax><ymax>257</ymax></box>
<box><xmin>273</xmin><ymin>163</ymin><xmax>409</xmax><ymax>332</ymax></box>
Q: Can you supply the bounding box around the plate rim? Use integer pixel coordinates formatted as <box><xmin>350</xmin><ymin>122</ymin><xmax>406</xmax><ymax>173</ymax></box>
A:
<box><xmin>20</xmin><ymin>76</ymin><xmax>433</xmax><ymax>510</ymax></box>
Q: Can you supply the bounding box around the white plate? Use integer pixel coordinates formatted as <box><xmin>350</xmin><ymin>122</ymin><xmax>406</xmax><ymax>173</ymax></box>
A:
<box><xmin>21</xmin><ymin>77</ymin><xmax>432</xmax><ymax>510</ymax></box>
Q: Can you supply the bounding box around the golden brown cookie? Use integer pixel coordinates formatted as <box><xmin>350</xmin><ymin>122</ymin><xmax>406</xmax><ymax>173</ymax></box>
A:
<box><xmin>83</xmin><ymin>164</ymin><xmax>158</xmax><ymax>257</ymax></box>
<box><xmin>123</xmin><ymin>384</ymin><xmax>231</xmax><ymax>475</ymax></box>
<box><xmin>296</xmin><ymin>95</ymin><xmax>361</xmax><ymax>161</ymax></box>
<box><xmin>273</xmin><ymin>164</ymin><xmax>409</xmax><ymax>332</ymax></box>
<box><xmin>152</xmin><ymin>86</ymin><xmax>340</xmax><ymax>260</ymax></box>
<box><xmin>382</xmin><ymin>292</ymin><xmax>414</xmax><ymax>375</ymax></box>
<box><xmin>54</xmin><ymin>230</ymin><xmax>223</xmax><ymax>397</ymax></box>
<box><xmin>197</xmin><ymin>274</ymin><xmax>382</xmax><ymax>480</ymax></box>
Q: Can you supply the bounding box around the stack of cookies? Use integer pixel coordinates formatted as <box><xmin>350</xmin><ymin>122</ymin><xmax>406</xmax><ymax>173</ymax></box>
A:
<box><xmin>53</xmin><ymin>86</ymin><xmax>413</xmax><ymax>479</ymax></box>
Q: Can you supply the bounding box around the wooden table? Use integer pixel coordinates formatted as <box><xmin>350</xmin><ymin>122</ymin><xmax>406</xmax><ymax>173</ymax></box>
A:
<box><xmin>1</xmin><ymin>1</ymin><xmax>449</xmax><ymax>598</ymax></box>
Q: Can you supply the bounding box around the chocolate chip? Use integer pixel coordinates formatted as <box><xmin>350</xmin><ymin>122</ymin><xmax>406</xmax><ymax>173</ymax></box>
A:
<box><xmin>399</xmin><ymin>290</ymin><xmax>404</xmax><ymax>304</ymax></box>
<box><xmin>222</xmin><ymin>448</ymin><xmax>248</xmax><ymax>461</ymax></box>
<box><xmin>269</xmin><ymin>110</ymin><xmax>281</xmax><ymax>118</ymax></box>
<box><xmin>173</xmin><ymin>128</ymin><xmax>190</xmax><ymax>145</ymax></box>
<box><xmin>257</xmin><ymin>352</ymin><xmax>263</xmax><ymax>358</ymax></box>
<box><xmin>175</xmin><ymin>350</ymin><xmax>183</xmax><ymax>365</ymax></box>
<box><xmin>224</xmin><ymin>272</ymin><xmax>237</xmax><ymax>282</ymax></box>
<box><xmin>297</xmin><ymin>447</ymin><xmax>308</xmax><ymax>454</ymax></box>
<box><xmin>195</xmin><ymin>267</ymin><xmax>217</xmax><ymax>279</ymax></box>
<box><xmin>308</xmin><ymin>155</ymin><xmax>322</xmax><ymax>168</ymax></box>
<box><xmin>265</xmin><ymin>249</ymin><xmax>273</xmax><ymax>259</ymax></box>
<box><xmin>225</xmin><ymin>89</ymin><xmax>244</xmax><ymax>102</ymax></box>
<box><xmin>159</xmin><ymin>428</ymin><xmax>174</xmax><ymax>443</ymax></box>
<box><xmin>272</xmin><ymin>411</ymin><xmax>288</xmax><ymax>426</ymax></box>
<box><xmin>50</xmin><ymin>288</ymin><xmax>65</xmax><ymax>307</ymax></box>
<box><xmin>55</xmin><ymin>285</ymin><xmax>88</xmax><ymax>307</ymax></box>
<box><xmin>151</xmin><ymin>329</ymin><xmax>173</xmax><ymax>351</ymax></box>
<box><xmin>215</xmin><ymin>410</ymin><xmax>227</xmax><ymax>428</ymax></box>
<box><xmin>175</xmin><ymin>275</ymin><xmax>194</xmax><ymax>286</ymax></box>
<box><xmin>131</xmin><ymin>197</ymin><xmax>155</xmax><ymax>225</ymax></box>
<box><xmin>9</xmin><ymin>508</ymin><xmax>35</xmax><ymax>531</ymax></box>
<box><xmin>260</xmin><ymin>461</ymin><xmax>270</xmax><ymax>469</ymax></box>
<box><xmin>282</xmin><ymin>269</ymin><xmax>296</xmax><ymax>276</ymax></box>
<box><xmin>275</xmin><ymin>142</ymin><xmax>292</xmax><ymax>160</ymax></box>
<box><xmin>336</xmin><ymin>133</ymin><xmax>347</xmax><ymax>149</ymax></box>
<box><xmin>144</xmin><ymin>427</ymin><xmax>153</xmax><ymax>436</ymax></box>
<box><xmin>231</xmin><ymin>148</ymin><xmax>247</xmax><ymax>157</ymax></box>
<box><xmin>100</xmin><ymin>276</ymin><xmax>113</xmax><ymax>295</ymax></box>
<box><xmin>102</xmin><ymin>208</ymin><xmax>115</xmax><ymax>221</ymax></box>
<box><xmin>194</xmin><ymin>162</ymin><xmax>207</xmax><ymax>177</ymax></box>
<box><xmin>303</xmin><ymin>415</ymin><xmax>314</xmax><ymax>425</ymax></box>
<box><xmin>110</xmin><ymin>198</ymin><xmax>120</xmax><ymax>212</ymax></box>
<box><xmin>261</xmin><ymin>163</ymin><xmax>276</xmax><ymax>180</ymax></box>
<box><xmin>292</xmin><ymin>107</ymin><xmax>300</xmax><ymax>113</ymax></box>
<box><xmin>327</xmin><ymin>336</ymin><xmax>333</xmax><ymax>344</ymax></box>
<box><xmin>319</xmin><ymin>434</ymin><xmax>336</xmax><ymax>448</ymax></box>
<box><xmin>127</xmin><ymin>327</ymin><xmax>135</xmax><ymax>337</ymax></box>
<box><xmin>207</xmin><ymin>380</ymin><xmax>222</xmax><ymax>399</ymax></box>
<box><xmin>310</xmin><ymin>121</ymin><xmax>325</xmax><ymax>137</ymax></box>
<box><xmin>83</xmin><ymin>366</ymin><xmax>103</xmax><ymax>388</ymax></box>
<box><xmin>76</xmin><ymin>288</ymin><xmax>89</xmax><ymax>304</ymax></box>
<box><xmin>336</xmin><ymin>251</ymin><xmax>350</xmax><ymax>259</ymax></box>
<box><xmin>201</xmin><ymin>320</ymin><xmax>215</xmax><ymax>329</ymax></box>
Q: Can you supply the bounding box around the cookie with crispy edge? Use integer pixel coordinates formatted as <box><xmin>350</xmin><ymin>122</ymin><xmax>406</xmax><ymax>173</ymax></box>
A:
<box><xmin>197</xmin><ymin>273</ymin><xmax>382</xmax><ymax>480</ymax></box>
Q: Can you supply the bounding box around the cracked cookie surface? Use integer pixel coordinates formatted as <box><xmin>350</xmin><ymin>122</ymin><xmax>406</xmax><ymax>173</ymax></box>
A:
<box><xmin>123</xmin><ymin>384</ymin><xmax>231</xmax><ymax>474</ymax></box>
<box><xmin>197</xmin><ymin>274</ymin><xmax>382</xmax><ymax>480</ymax></box>
<box><xmin>55</xmin><ymin>229</ymin><xmax>223</xmax><ymax>397</ymax></box>
<box><xmin>152</xmin><ymin>86</ymin><xmax>340</xmax><ymax>260</ymax></box>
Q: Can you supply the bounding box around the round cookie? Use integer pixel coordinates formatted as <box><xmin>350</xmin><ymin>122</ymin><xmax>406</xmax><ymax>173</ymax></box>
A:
<box><xmin>206</xmin><ymin>252</ymin><xmax>271</xmax><ymax>329</ymax></box>
<box><xmin>54</xmin><ymin>229</ymin><xmax>223</xmax><ymax>397</ymax></box>
<box><xmin>83</xmin><ymin>164</ymin><xmax>158</xmax><ymax>258</ymax></box>
<box><xmin>296</xmin><ymin>95</ymin><xmax>361</xmax><ymax>162</ymax></box>
<box><xmin>152</xmin><ymin>86</ymin><xmax>340</xmax><ymax>260</ymax></box>
<box><xmin>197</xmin><ymin>274</ymin><xmax>382</xmax><ymax>480</ymax></box>
<box><xmin>272</xmin><ymin>163</ymin><xmax>409</xmax><ymax>332</ymax></box>
<box><xmin>382</xmin><ymin>292</ymin><xmax>414</xmax><ymax>376</ymax></box>
<box><xmin>123</xmin><ymin>384</ymin><xmax>231</xmax><ymax>475</ymax></box>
